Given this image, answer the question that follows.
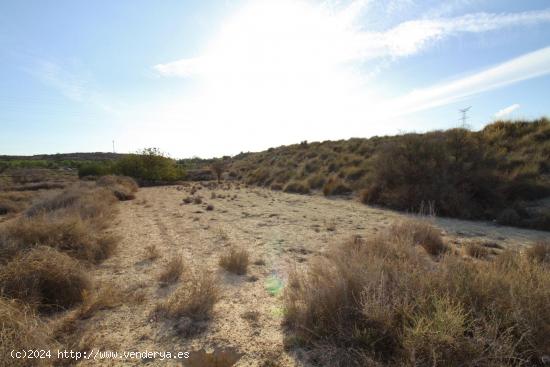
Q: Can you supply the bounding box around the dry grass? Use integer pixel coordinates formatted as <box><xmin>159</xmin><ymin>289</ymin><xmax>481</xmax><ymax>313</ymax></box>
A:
<box><xmin>219</xmin><ymin>247</ymin><xmax>249</xmax><ymax>275</ymax></box>
<box><xmin>158</xmin><ymin>257</ymin><xmax>184</xmax><ymax>285</ymax></box>
<box><xmin>322</xmin><ymin>176</ymin><xmax>352</xmax><ymax>196</ymax></box>
<box><xmin>0</xmin><ymin>214</ymin><xmax>119</xmax><ymax>264</ymax></box>
<box><xmin>390</xmin><ymin>218</ymin><xmax>447</xmax><ymax>256</ymax></box>
<box><xmin>0</xmin><ymin>192</ymin><xmax>33</xmax><ymax>215</ymax></box>
<box><xmin>96</xmin><ymin>175</ymin><xmax>138</xmax><ymax>201</ymax></box>
<box><xmin>25</xmin><ymin>185</ymin><xmax>117</xmax><ymax>220</ymax></box>
<box><xmin>0</xmin><ymin>247</ymin><xmax>91</xmax><ymax>312</ymax></box>
<box><xmin>283</xmin><ymin>180</ymin><xmax>310</xmax><ymax>194</ymax></box>
<box><xmin>77</xmin><ymin>283</ymin><xmax>123</xmax><ymax>320</ymax></box>
<box><xmin>155</xmin><ymin>268</ymin><xmax>220</xmax><ymax>321</ymax></box>
<box><xmin>0</xmin><ymin>298</ymin><xmax>53</xmax><ymax>367</ymax></box>
<box><xmin>0</xmin><ymin>177</ymin><xmax>132</xmax><ymax>361</ymax></box>
<box><xmin>464</xmin><ymin>241</ymin><xmax>490</xmax><ymax>259</ymax></box>
<box><xmin>144</xmin><ymin>244</ymin><xmax>160</xmax><ymax>260</ymax></box>
<box><xmin>525</xmin><ymin>240</ymin><xmax>550</xmax><ymax>264</ymax></box>
<box><xmin>284</xmin><ymin>224</ymin><xmax>550</xmax><ymax>366</ymax></box>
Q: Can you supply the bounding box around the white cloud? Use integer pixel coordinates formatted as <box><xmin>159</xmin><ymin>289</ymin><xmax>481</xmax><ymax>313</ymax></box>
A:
<box><xmin>31</xmin><ymin>60</ymin><xmax>87</xmax><ymax>102</ymax></box>
<box><xmin>155</xmin><ymin>5</ymin><xmax>550</xmax><ymax>76</ymax></box>
<box><xmin>134</xmin><ymin>1</ymin><xmax>550</xmax><ymax>157</ymax></box>
<box><xmin>495</xmin><ymin>103</ymin><xmax>521</xmax><ymax>118</ymax></box>
<box><xmin>388</xmin><ymin>47</ymin><xmax>550</xmax><ymax>115</ymax></box>
<box><xmin>26</xmin><ymin>59</ymin><xmax>119</xmax><ymax>114</ymax></box>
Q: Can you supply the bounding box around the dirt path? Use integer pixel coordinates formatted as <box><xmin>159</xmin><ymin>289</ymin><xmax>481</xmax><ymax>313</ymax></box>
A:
<box><xmin>79</xmin><ymin>184</ymin><xmax>548</xmax><ymax>366</ymax></box>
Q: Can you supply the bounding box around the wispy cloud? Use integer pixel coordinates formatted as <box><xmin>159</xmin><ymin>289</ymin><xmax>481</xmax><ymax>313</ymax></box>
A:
<box><xmin>138</xmin><ymin>1</ymin><xmax>550</xmax><ymax>156</ymax></box>
<box><xmin>155</xmin><ymin>5</ymin><xmax>550</xmax><ymax>77</ymax></box>
<box><xmin>30</xmin><ymin>60</ymin><xmax>88</xmax><ymax>102</ymax></box>
<box><xmin>389</xmin><ymin>47</ymin><xmax>550</xmax><ymax>115</ymax></box>
<box><xmin>25</xmin><ymin>59</ymin><xmax>118</xmax><ymax>114</ymax></box>
<box><xmin>495</xmin><ymin>103</ymin><xmax>521</xmax><ymax>118</ymax></box>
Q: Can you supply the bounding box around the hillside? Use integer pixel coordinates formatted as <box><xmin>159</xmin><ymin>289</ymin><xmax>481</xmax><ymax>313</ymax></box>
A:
<box><xmin>225</xmin><ymin>118</ymin><xmax>550</xmax><ymax>230</ymax></box>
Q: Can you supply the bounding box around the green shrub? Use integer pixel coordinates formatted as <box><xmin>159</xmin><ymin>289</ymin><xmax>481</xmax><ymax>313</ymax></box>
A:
<box><xmin>115</xmin><ymin>148</ymin><xmax>185</xmax><ymax>183</ymax></box>
<box><xmin>77</xmin><ymin>161</ymin><xmax>113</xmax><ymax>178</ymax></box>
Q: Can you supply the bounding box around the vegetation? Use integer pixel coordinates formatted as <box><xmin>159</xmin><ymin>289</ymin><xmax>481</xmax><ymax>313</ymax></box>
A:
<box><xmin>77</xmin><ymin>148</ymin><xmax>185</xmax><ymax>184</ymax></box>
<box><xmin>219</xmin><ymin>247</ymin><xmax>250</xmax><ymax>275</ymax></box>
<box><xmin>284</xmin><ymin>219</ymin><xmax>550</xmax><ymax>366</ymax></box>
<box><xmin>0</xmin><ymin>175</ymin><xmax>134</xmax><ymax>364</ymax></box>
<box><xmin>226</xmin><ymin>118</ymin><xmax>550</xmax><ymax>230</ymax></box>
<box><xmin>158</xmin><ymin>257</ymin><xmax>185</xmax><ymax>285</ymax></box>
<box><xmin>155</xmin><ymin>268</ymin><xmax>220</xmax><ymax>322</ymax></box>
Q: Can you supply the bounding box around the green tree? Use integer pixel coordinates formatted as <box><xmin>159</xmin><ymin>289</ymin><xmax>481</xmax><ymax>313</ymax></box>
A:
<box><xmin>115</xmin><ymin>148</ymin><xmax>184</xmax><ymax>182</ymax></box>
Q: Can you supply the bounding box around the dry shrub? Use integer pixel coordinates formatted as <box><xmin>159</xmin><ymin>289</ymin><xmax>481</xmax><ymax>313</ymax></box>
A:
<box><xmin>0</xmin><ymin>298</ymin><xmax>53</xmax><ymax>367</ymax></box>
<box><xmin>26</xmin><ymin>186</ymin><xmax>117</xmax><ymax>222</ymax></box>
<box><xmin>155</xmin><ymin>268</ymin><xmax>219</xmax><ymax>321</ymax></box>
<box><xmin>8</xmin><ymin>182</ymin><xmax>65</xmax><ymax>191</ymax></box>
<box><xmin>0</xmin><ymin>192</ymin><xmax>32</xmax><ymax>215</ymax></box>
<box><xmin>270</xmin><ymin>182</ymin><xmax>283</xmax><ymax>191</ymax></box>
<box><xmin>0</xmin><ymin>247</ymin><xmax>91</xmax><ymax>312</ymax></box>
<box><xmin>96</xmin><ymin>175</ymin><xmax>138</xmax><ymax>201</ymax></box>
<box><xmin>283</xmin><ymin>180</ymin><xmax>310</xmax><ymax>194</ymax></box>
<box><xmin>525</xmin><ymin>240</ymin><xmax>550</xmax><ymax>264</ymax></box>
<box><xmin>0</xmin><ymin>215</ymin><xmax>118</xmax><ymax>264</ymax></box>
<box><xmin>464</xmin><ymin>242</ymin><xmax>489</xmax><ymax>259</ymax></box>
<box><xmin>284</xmin><ymin>226</ymin><xmax>550</xmax><ymax>366</ymax></box>
<box><xmin>219</xmin><ymin>247</ymin><xmax>249</xmax><ymax>275</ymax></box>
<box><xmin>0</xmin><ymin>200</ymin><xmax>19</xmax><ymax>215</ymax></box>
<box><xmin>77</xmin><ymin>283</ymin><xmax>122</xmax><ymax>320</ymax></box>
<box><xmin>158</xmin><ymin>257</ymin><xmax>184</xmax><ymax>285</ymax></box>
<box><xmin>390</xmin><ymin>218</ymin><xmax>447</xmax><ymax>256</ymax></box>
<box><xmin>144</xmin><ymin>244</ymin><xmax>160</xmax><ymax>260</ymax></box>
<box><xmin>322</xmin><ymin>176</ymin><xmax>352</xmax><ymax>196</ymax></box>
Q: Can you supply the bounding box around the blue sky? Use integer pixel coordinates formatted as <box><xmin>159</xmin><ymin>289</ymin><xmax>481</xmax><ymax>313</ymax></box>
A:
<box><xmin>1</xmin><ymin>0</ymin><xmax>549</xmax><ymax>158</ymax></box>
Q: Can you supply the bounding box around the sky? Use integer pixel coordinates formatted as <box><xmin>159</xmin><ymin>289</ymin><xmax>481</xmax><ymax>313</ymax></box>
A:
<box><xmin>1</xmin><ymin>0</ymin><xmax>549</xmax><ymax>158</ymax></box>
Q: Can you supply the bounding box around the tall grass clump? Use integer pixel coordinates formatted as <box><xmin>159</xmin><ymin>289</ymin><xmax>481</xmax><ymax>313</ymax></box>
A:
<box><xmin>0</xmin><ymin>247</ymin><xmax>91</xmax><ymax>312</ymax></box>
<box><xmin>96</xmin><ymin>175</ymin><xmax>138</xmax><ymax>200</ymax></box>
<box><xmin>219</xmin><ymin>247</ymin><xmax>249</xmax><ymax>275</ymax></box>
<box><xmin>283</xmin><ymin>180</ymin><xmax>311</xmax><ymax>194</ymax></box>
<box><xmin>0</xmin><ymin>298</ymin><xmax>53</xmax><ymax>367</ymax></box>
<box><xmin>155</xmin><ymin>268</ymin><xmax>220</xmax><ymax>322</ymax></box>
<box><xmin>284</xmin><ymin>221</ymin><xmax>550</xmax><ymax>366</ymax></box>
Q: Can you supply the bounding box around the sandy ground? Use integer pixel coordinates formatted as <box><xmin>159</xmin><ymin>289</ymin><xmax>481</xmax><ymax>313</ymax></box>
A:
<box><xmin>78</xmin><ymin>183</ymin><xmax>549</xmax><ymax>367</ymax></box>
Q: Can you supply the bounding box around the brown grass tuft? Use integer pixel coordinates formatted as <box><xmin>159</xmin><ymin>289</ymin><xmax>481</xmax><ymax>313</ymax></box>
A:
<box><xmin>155</xmin><ymin>268</ymin><xmax>219</xmax><ymax>321</ymax></box>
<box><xmin>0</xmin><ymin>215</ymin><xmax>118</xmax><ymax>264</ymax></box>
<box><xmin>464</xmin><ymin>242</ymin><xmax>490</xmax><ymax>259</ymax></box>
<box><xmin>525</xmin><ymin>240</ymin><xmax>550</xmax><ymax>264</ymax></box>
<box><xmin>0</xmin><ymin>298</ymin><xmax>53</xmax><ymax>367</ymax></box>
<box><xmin>322</xmin><ymin>176</ymin><xmax>352</xmax><ymax>196</ymax></box>
<box><xmin>219</xmin><ymin>247</ymin><xmax>249</xmax><ymax>275</ymax></box>
<box><xmin>390</xmin><ymin>218</ymin><xmax>447</xmax><ymax>256</ymax></box>
<box><xmin>158</xmin><ymin>257</ymin><xmax>185</xmax><ymax>285</ymax></box>
<box><xmin>77</xmin><ymin>283</ymin><xmax>122</xmax><ymax>320</ymax></box>
<box><xmin>284</xmin><ymin>225</ymin><xmax>550</xmax><ymax>366</ymax></box>
<box><xmin>283</xmin><ymin>180</ymin><xmax>310</xmax><ymax>194</ymax></box>
<box><xmin>96</xmin><ymin>175</ymin><xmax>138</xmax><ymax>201</ymax></box>
<box><xmin>144</xmin><ymin>244</ymin><xmax>160</xmax><ymax>261</ymax></box>
<box><xmin>0</xmin><ymin>247</ymin><xmax>91</xmax><ymax>312</ymax></box>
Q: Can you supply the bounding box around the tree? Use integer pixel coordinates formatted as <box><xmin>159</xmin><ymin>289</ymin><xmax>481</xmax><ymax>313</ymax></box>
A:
<box><xmin>115</xmin><ymin>148</ymin><xmax>185</xmax><ymax>182</ymax></box>
<box><xmin>210</xmin><ymin>159</ymin><xmax>225</xmax><ymax>183</ymax></box>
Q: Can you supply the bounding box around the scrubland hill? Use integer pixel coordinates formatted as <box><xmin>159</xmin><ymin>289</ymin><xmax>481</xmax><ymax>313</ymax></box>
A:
<box><xmin>226</xmin><ymin>118</ymin><xmax>550</xmax><ymax>230</ymax></box>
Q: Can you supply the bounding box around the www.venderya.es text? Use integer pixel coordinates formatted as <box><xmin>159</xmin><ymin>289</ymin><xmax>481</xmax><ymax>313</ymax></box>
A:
<box><xmin>11</xmin><ymin>349</ymin><xmax>190</xmax><ymax>361</ymax></box>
